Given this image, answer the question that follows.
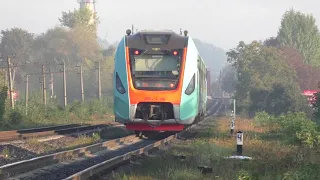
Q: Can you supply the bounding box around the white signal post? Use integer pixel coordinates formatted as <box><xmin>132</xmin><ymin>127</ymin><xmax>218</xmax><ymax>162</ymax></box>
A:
<box><xmin>230</xmin><ymin>99</ymin><xmax>236</xmax><ymax>135</ymax></box>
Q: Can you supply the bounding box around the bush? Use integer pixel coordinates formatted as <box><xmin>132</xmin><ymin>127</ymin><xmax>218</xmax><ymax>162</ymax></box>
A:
<box><xmin>253</xmin><ymin>111</ymin><xmax>276</xmax><ymax>127</ymax></box>
<box><xmin>255</xmin><ymin>111</ymin><xmax>320</xmax><ymax>148</ymax></box>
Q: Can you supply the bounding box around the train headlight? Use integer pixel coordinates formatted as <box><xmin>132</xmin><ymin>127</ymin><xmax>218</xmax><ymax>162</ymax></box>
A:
<box><xmin>116</xmin><ymin>72</ymin><xmax>126</xmax><ymax>94</ymax></box>
<box><xmin>185</xmin><ymin>74</ymin><xmax>195</xmax><ymax>95</ymax></box>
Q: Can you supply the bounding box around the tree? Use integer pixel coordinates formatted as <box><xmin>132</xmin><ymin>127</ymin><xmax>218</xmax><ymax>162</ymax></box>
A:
<box><xmin>68</xmin><ymin>24</ymin><xmax>102</xmax><ymax>67</ymax></box>
<box><xmin>226</xmin><ymin>41</ymin><xmax>308</xmax><ymax>116</ymax></box>
<box><xmin>280</xmin><ymin>46</ymin><xmax>320</xmax><ymax>90</ymax></box>
<box><xmin>0</xmin><ymin>28</ymin><xmax>34</xmax><ymax>85</ymax></box>
<box><xmin>32</xmin><ymin>27</ymin><xmax>74</xmax><ymax>65</ymax></box>
<box><xmin>263</xmin><ymin>37</ymin><xmax>280</xmax><ymax>48</ymax></box>
<box><xmin>29</xmin><ymin>25</ymin><xmax>105</xmax><ymax>103</ymax></box>
<box><xmin>277</xmin><ymin>9</ymin><xmax>320</xmax><ymax>66</ymax></box>
<box><xmin>59</xmin><ymin>8</ymin><xmax>100</xmax><ymax>36</ymax></box>
<box><xmin>221</xmin><ymin>64</ymin><xmax>236</xmax><ymax>93</ymax></box>
<box><xmin>102</xmin><ymin>45</ymin><xmax>116</xmax><ymax>57</ymax></box>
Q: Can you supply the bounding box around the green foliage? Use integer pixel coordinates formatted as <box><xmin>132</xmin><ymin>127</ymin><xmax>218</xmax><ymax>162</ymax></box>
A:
<box><xmin>59</xmin><ymin>8</ymin><xmax>100</xmax><ymax>36</ymax></box>
<box><xmin>67</xmin><ymin>96</ymin><xmax>113</xmax><ymax>120</ymax></box>
<box><xmin>0</xmin><ymin>6</ymin><xmax>114</xmax><ymax>130</ymax></box>
<box><xmin>0</xmin><ymin>28</ymin><xmax>34</xmax><ymax>60</ymax></box>
<box><xmin>254</xmin><ymin>111</ymin><xmax>320</xmax><ymax>148</ymax></box>
<box><xmin>253</xmin><ymin>111</ymin><xmax>276</xmax><ymax>127</ymax></box>
<box><xmin>0</xmin><ymin>92</ymin><xmax>113</xmax><ymax>130</ymax></box>
<box><xmin>0</xmin><ymin>28</ymin><xmax>34</xmax><ymax>84</ymax></box>
<box><xmin>237</xmin><ymin>170</ymin><xmax>252</xmax><ymax>180</ymax></box>
<box><xmin>221</xmin><ymin>64</ymin><xmax>236</xmax><ymax>93</ymax></box>
<box><xmin>226</xmin><ymin>41</ymin><xmax>307</xmax><ymax>116</ymax></box>
<box><xmin>312</xmin><ymin>92</ymin><xmax>320</xmax><ymax>122</ymax></box>
<box><xmin>277</xmin><ymin>9</ymin><xmax>320</xmax><ymax>66</ymax></box>
<box><xmin>0</xmin><ymin>86</ymin><xmax>7</xmax><ymax>122</ymax></box>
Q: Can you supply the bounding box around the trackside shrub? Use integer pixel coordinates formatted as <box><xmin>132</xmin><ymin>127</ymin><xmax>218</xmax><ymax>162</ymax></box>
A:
<box><xmin>254</xmin><ymin>111</ymin><xmax>320</xmax><ymax>148</ymax></box>
<box><xmin>253</xmin><ymin>111</ymin><xmax>276</xmax><ymax>127</ymax></box>
<box><xmin>0</xmin><ymin>86</ymin><xmax>8</xmax><ymax>122</ymax></box>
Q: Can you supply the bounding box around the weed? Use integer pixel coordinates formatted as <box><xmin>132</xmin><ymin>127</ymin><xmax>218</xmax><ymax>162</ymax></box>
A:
<box><xmin>116</xmin><ymin>114</ymin><xmax>320</xmax><ymax>180</ymax></box>
<box><xmin>67</xmin><ymin>134</ymin><xmax>101</xmax><ymax>149</ymax></box>
<box><xmin>1</xmin><ymin>147</ymin><xmax>10</xmax><ymax>159</ymax></box>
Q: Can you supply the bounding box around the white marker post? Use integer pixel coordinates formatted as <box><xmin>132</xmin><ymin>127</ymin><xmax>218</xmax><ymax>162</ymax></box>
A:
<box><xmin>230</xmin><ymin>99</ymin><xmax>236</xmax><ymax>135</ymax></box>
<box><xmin>230</xmin><ymin>113</ymin><xmax>235</xmax><ymax>135</ymax></box>
<box><xmin>236</xmin><ymin>131</ymin><xmax>243</xmax><ymax>155</ymax></box>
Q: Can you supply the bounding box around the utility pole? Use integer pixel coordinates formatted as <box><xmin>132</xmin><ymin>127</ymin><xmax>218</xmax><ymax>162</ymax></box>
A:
<box><xmin>25</xmin><ymin>75</ymin><xmax>29</xmax><ymax>116</ymax></box>
<box><xmin>132</xmin><ymin>24</ymin><xmax>134</xmax><ymax>34</ymax></box>
<box><xmin>97</xmin><ymin>61</ymin><xmax>101</xmax><ymax>99</ymax></box>
<box><xmin>80</xmin><ymin>65</ymin><xmax>84</xmax><ymax>102</ymax></box>
<box><xmin>42</xmin><ymin>65</ymin><xmax>47</xmax><ymax>107</ymax></box>
<box><xmin>218</xmin><ymin>70</ymin><xmax>222</xmax><ymax>96</ymax></box>
<box><xmin>234</xmin><ymin>99</ymin><xmax>236</xmax><ymax>118</ymax></box>
<box><xmin>50</xmin><ymin>72</ymin><xmax>54</xmax><ymax>98</ymax></box>
<box><xmin>39</xmin><ymin>77</ymin><xmax>42</xmax><ymax>100</ymax></box>
<box><xmin>4</xmin><ymin>70</ymin><xmax>7</xmax><ymax>87</ymax></box>
<box><xmin>63</xmin><ymin>62</ymin><xmax>67</xmax><ymax>109</ymax></box>
<box><xmin>6</xmin><ymin>57</ymin><xmax>14</xmax><ymax>109</ymax></box>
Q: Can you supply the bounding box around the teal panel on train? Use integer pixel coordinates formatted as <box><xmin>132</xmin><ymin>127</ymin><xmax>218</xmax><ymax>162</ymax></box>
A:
<box><xmin>113</xmin><ymin>37</ymin><xmax>130</xmax><ymax>120</ymax></box>
<box><xmin>179</xmin><ymin>37</ymin><xmax>200</xmax><ymax>121</ymax></box>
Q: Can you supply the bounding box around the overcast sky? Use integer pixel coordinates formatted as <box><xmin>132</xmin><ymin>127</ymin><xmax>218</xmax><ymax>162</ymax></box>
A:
<box><xmin>0</xmin><ymin>0</ymin><xmax>319</xmax><ymax>50</ymax></box>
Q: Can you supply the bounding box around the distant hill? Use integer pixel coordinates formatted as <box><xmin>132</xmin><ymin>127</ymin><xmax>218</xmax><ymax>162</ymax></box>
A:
<box><xmin>193</xmin><ymin>39</ymin><xmax>227</xmax><ymax>81</ymax></box>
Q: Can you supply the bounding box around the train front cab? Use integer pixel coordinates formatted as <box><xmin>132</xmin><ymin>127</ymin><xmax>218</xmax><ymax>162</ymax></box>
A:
<box><xmin>113</xmin><ymin>31</ymin><xmax>205</xmax><ymax>132</ymax></box>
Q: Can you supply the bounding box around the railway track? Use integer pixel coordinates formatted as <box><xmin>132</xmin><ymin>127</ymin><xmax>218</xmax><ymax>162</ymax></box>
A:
<box><xmin>0</xmin><ymin>122</ymin><xmax>121</xmax><ymax>143</ymax></box>
<box><xmin>1</xmin><ymin>98</ymin><xmax>225</xmax><ymax>180</ymax></box>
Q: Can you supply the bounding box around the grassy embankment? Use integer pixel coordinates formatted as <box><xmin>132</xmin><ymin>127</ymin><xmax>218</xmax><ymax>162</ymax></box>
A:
<box><xmin>115</xmin><ymin>112</ymin><xmax>320</xmax><ymax>180</ymax></box>
<box><xmin>0</xmin><ymin>93</ymin><xmax>114</xmax><ymax>131</ymax></box>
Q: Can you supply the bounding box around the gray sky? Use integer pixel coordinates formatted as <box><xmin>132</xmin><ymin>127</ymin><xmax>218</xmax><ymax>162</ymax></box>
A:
<box><xmin>0</xmin><ymin>0</ymin><xmax>320</xmax><ymax>50</ymax></box>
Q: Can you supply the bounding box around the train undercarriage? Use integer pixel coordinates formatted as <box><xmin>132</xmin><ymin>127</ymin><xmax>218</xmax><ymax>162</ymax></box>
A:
<box><xmin>125</xmin><ymin>102</ymin><xmax>204</xmax><ymax>139</ymax></box>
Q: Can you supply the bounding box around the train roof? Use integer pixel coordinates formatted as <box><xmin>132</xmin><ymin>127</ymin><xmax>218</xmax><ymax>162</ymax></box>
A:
<box><xmin>126</xmin><ymin>30</ymin><xmax>188</xmax><ymax>48</ymax></box>
<box><xmin>139</xmin><ymin>29</ymin><xmax>176</xmax><ymax>33</ymax></box>
<box><xmin>133</xmin><ymin>30</ymin><xmax>184</xmax><ymax>36</ymax></box>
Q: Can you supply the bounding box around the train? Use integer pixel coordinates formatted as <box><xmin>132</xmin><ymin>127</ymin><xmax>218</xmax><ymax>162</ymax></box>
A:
<box><xmin>113</xmin><ymin>29</ymin><xmax>208</xmax><ymax>137</ymax></box>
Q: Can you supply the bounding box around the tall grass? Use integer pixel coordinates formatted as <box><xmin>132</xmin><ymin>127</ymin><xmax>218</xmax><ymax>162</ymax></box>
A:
<box><xmin>115</xmin><ymin>113</ymin><xmax>320</xmax><ymax>180</ymax></box>
<box><xmin>0</xmin><ymin>91</ymin><xmax>114</xmax><ymax>130</ymax></box>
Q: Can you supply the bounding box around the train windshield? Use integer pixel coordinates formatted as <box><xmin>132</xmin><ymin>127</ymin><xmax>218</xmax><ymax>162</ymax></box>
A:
<box><xmin>132</xmin><ymin>55</ymin><xmax>180</xmax><ymax>78</ymax></box>
<box><xmin>130</xmin><ymin>54</ymin><xmax>182</xmax><ymax>90</ymax></box>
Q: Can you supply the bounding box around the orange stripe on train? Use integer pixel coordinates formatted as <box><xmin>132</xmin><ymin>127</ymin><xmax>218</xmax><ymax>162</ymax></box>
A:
<box><xmin>125</xmin><ymin>47</ymin><xmax>187</xmax><ymax>105</ymax></box>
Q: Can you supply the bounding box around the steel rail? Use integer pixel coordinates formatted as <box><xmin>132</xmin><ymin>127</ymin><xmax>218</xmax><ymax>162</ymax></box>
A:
<box><xmin>0</xmin><ymin>135</ymin><xmax>138</xmax><ymax>179</ymax></box>
<box><xmin>64</xmin><ymin>134</ymin><xmax>177</xmax><ymax>180</ymax></box>
<box><xmin>64</xmin><ymin>98</ymin><xmax>224</xmax><ymax>180</ymax></box>
<box><xmin>0</xmin><ymin>122</ymin><xmax>120</xmax><ymax>142</ymax></box>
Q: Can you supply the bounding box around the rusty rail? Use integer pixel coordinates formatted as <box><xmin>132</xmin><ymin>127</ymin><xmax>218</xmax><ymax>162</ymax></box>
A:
<box><xmin>0</xmin><ymin>122</ymin><xmax>120</xmax><ymax>142</ymax></box>
<box><xmin>63</xmin><ymin>99</ymin><xmax>224</xmax><ymax>180</ymax></box>
<box><xmin>0</xmin><ymin>135</ymin><xmax>138</xmax><ymax>179</ymax></box>
<box><xmin>64</xmin><ymin>134</ymin><xmax>177</xmax><ymax>180</ymax></box>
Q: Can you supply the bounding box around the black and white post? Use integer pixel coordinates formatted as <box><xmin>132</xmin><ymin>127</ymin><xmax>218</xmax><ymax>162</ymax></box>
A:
<box><xmin>230</xmin><ymin>99</ymin><xmax>236</xmax><ymax>135</ymax></box>
<box><xmin>236</xmin><ymin>131</ymin><xmax>243</xmax><ymax>155</ymax></box>
<box><xmin>230</xmin><ymin>111</ymin><xmax>235</xmax><ymax>134</ymax></box>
